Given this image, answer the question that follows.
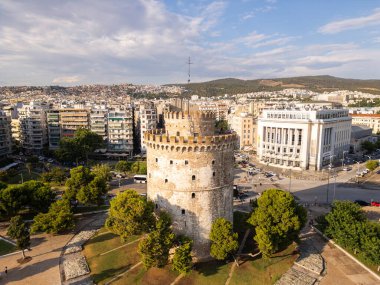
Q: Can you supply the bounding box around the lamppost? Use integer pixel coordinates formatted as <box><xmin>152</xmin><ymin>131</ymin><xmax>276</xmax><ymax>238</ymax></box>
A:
<box><xmin>326</xmin><ymin>154</ymin><xmax>335</xmax><ymax>204</ymax></box>
<box><xmin>342</xmin><ymin>150</ymin><xmax>348</xmax><ymax>169</ymax></box>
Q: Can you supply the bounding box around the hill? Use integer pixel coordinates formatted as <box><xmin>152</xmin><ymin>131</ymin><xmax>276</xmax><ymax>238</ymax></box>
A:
<box><xmin>175</xmin><ymin>75</ymin><xmax>380</xmax><ymax>96</ymax></box>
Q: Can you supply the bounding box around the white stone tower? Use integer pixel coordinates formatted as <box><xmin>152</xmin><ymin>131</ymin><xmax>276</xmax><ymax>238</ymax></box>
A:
<box><xmin>144</xmin><ymin>111</ymin><xmax>237</xmax><ymax>259</ymax></box>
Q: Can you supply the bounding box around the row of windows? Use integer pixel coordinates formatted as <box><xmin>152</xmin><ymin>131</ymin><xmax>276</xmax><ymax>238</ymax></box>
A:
<box><xmin>163</xmin><ymin>172</ymin><xmax>216</xmax><ymax>183</ymax></box>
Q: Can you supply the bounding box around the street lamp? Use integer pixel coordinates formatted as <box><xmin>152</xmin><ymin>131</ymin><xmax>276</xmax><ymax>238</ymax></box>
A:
<box><xmin>342</xmin><ymin>150</ymin><xmax>348</xmax><ymax>169</ymax></box>
<box><xmin>326</xmin><ymin>154</ymin><xmax>336</xmax><ymax>204</ymax></box>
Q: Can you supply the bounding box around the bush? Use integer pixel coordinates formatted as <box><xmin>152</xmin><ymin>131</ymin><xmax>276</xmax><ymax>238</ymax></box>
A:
<box><xmin>365</xmin><ymin>160</ymin><xmax>378</xmax><ymax>171</ymax></box>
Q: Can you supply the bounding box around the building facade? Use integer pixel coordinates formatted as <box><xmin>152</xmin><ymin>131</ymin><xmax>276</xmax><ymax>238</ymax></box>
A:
<box><xmin>139</xmin><ymin>103</ymin><xmax>157</xmax><ymax>153</ymax></box>
<box><xmin>18</xmin><ymin>102</ymin><xmax>48</xmax><ymax>154</ymax></box>
<box><xmin>228</xmin><ymin>112</ymin><xmax>257</xmax><ymax>151</ymax></box>
<box><xmin>258</xmin><ymin>107</ymin><xmax>352</xmax><ymax>170</ymax></box>
<box><xmin>350</xmin><ymin>114</ymin><xmax>380</xmax><ymax>134</ymax></box>
<box><xmin>107</xmin><ymin>107</ymin><xmax>134</xmax><ymax>157</ymax></box>
<box><xmin>145</xmin><ymin>111</ymin><xmax>237</xmax><ymax>259</ymax></box>
<box><xmin>0</xmin><ymin>110</ymin><xmax>12</xmax><ymax>157</ymax></box>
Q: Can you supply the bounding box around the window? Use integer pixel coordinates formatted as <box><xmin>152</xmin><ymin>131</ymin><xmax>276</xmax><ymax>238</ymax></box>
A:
<box><xmin>185</xmin><ymin>160</ymin><xmax>188</xmax><ymax>165</ymax></box>
<box><xmin>192</xmin><ymin>175</ymin><xmax>195</xmax><ymax>181</ymax></box>
<box><xmin>192</xmin><ymin>193</ymin><xmax>195</xmax><ymax>199</ymax></box>
<box><xmin>213</xmin><ymin>172</ymin><xmax>215</xmax><ymax>176</ymax></box>
<box><xmin>182</xmin><ymin>209</ymin><xmax>185</xmax><ymax>215</ymax></box>
<box><xmin>156</xmin><ymin>158</ymin><xmax>158</xmax><ymax>162</ymax></box>
<box><xmin>165</xmin><ymin>179</ymin><xmax>168</xmax><ymax>183</ymax></box>
<box><xmin>176</xmin><ymin>131</ymin><xmax>180</xmax><ymax>136</ymax></box>
<box><xmin>170</xmin><ymin>160</ymin><xmax>173</xmax><ymax>165</ymax></box>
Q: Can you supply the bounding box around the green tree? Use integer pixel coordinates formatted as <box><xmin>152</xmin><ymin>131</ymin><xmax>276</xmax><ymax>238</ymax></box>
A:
<box><xmin>209</xmin><ymin>218</ymin><xmax>238</xmax><ymax>261</ymax></box>
<box><xmin>106</xmin><ymin>190</ymin><xmax>154</xmax><ymax>241</ymax></box>
<box><xmin>0</xmin><ymin>181</ymin><xmax>7</xmax><ymax>191</ymax></box>
<box><xmin>215</xmin><ymin>120</ymin><xmax>229</xmax><ymax>134</ymax></box>
<box><xmin>248</xmin><ymin>189</ymin><xmax>307</xmax><ymax>258</ymax></box>
<box><xmin>0</xmin><ymin>184</ymin><xmax>29</xmax><ymax>216</ymax></box>
<box><xmin>131</xmin><ymin>161</ymin><xmax>147</xmax><ymax>175</ymax></box>
<box><xmin>55</xmin><ymin>138</ymin><xmax>81</xmax><ymax>163</ymax></box>
<box><xmin>365</xmin><ymin>160</ymin><xmax>378</xmax><ymax>171</ymax></box>
<box><xmin>65</xmin><ymin>166</ymin><xmax>94</xmax><ymax>200</ymax></box>
<box><xmin>361</xmin><ymin>141</ymin><xmax>376</xmax><ymax>153</ymax></box>
<box><xmin>49</xmin><ymin>167</ymin><xmax>66</xmax><ymax>184</ymax></box>
<box><xmin>172</xmin><ymin>236</ymin><xmax>193</xmax><ymax>274</ymax></box>
<box><xmin>115</xmin><ymin>160</ymin><xmax>132</xmax><ymax>174</ymax></box>
<box><xmin>359</xmin><ymin>222</ymin><xmax>380</xmax><ymax>265</ymax></box>
<box><xmin>138</xmin><ymin>212</ymin><xmax>175</xmax><ymax>269</ymax></box>
<box><xmin>92</xmin><ymin>164</ymin><xmax>112</xmax><ymax>181</ymax></box>
<box><xmin>23</xmin><ymin>181</ymin><xmax>55</xmax><ymax>213</ymax></box>
<box><xmin>325</xmin><ymin>201</ymin><xmax>366</xmax><ymax>252</ymax></box>
<box><xmin>31</xmin><ymin>200</ymin><xmax>74</xmax><ymax>234</ymax></box>
<box><xmin>77</xmin><ymin>176</ymin><xmax>108</xmax><ymax>205</ymax></box>
<box><xmin>7</xmin><ymin>215</ymin><xmax>30</xmax><ymax>259</ymax></box>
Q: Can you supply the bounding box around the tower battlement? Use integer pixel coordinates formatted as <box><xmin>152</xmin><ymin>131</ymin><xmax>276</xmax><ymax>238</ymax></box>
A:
<box><xmin>164</xmin><ymin>111</ymin><xmax>215</xmax><ymax>120</ymax></box>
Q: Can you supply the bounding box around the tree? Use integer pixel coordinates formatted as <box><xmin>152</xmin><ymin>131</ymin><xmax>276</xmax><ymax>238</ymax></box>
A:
<box><xmin>325</xmin><ymin>201</ymin><xmax>366</xmax><ymax>251</ymax></box>
<box><xmin>7</xmin><ymin>215</ymin><xmax>30</xmax><ymax>259</ymax></box>
<box><xmin>115</xmin><ymin>160</ymin><xmax>132</xmax><ymax>174</ymax></box>
<box><xmin>0</xmin><ymin>184</ymin><xmax>29</xmax><ymax>216</ymax></box>
<box><xmin>248</xmin><ymin>189</ymin><xmax>307</xmax><ymax>258</ymax></box>
<box><xmin>365</xmin><ymin>160</ymin><xmax>378</xmax><ymax>171</ymax></box>
<box><xmin>77</xmin><ymin>176</ymin><xmax>108</xmax><ymax>205</ymax></box>
<box><xmin>23</xmin><ymin>181</ymin><xmax>55</xmax><ymax>213</ymax></box>
<box><xmin>359</xmin><ymin>222</ymin><xmax>380</xmax><ymax>265</ymax></box>
<box><xmin>92</xmin><ymin>164</ymin><xmax>112</xmax><ymax>181</ymax></box>
<box><xmin>138</xmin><ymin>212</ymin><xmax>175</xmax><ymax>269</ymax></box>
<box><xmin>209</xmin><ymin>218</ymin><xmax>238</xmax><ymax>261</ymax></box>
<box><xmin>31</xmin><ymin>200</ymin><xmax>74</xmax><ymax>234</ymax></box>
<box><xmin>0</xmin><ymin>181</ymin><xmax>7</xmax><ymax>191</ymax></box>
<box><xmin>65</xmin><ymin>166</ymin><xmax>94</xmax><ymax>200</ymax></box>
<box><xmin>361</xmin><ymin>141</ymin><xmax>376</xmax><ymax>153</ymax></box>
<box><xmin>172</xmin><ymin>236</ymin><xmax>193</xmax><ymax>274</ymax></box>
<box><xmin>106</xmin><ymin>190</ymin><xmax>154</xmax><ymax>241</ymax></box>
<box><xmin>55</xmin><ymin>128</ymin><xmax>104</xmax><ymax>164</ymax></box>
<box><xmin>49</xmin><ymin>167</ymin><xmax>66</xmax><ymax>184</ymax></box>
<box><xmin>215</xmin><ymin>120</ymin><xmax>229</xmax><ymax>134</ymax></box>
<box><xmin>131</xmin><ymin>161</ymin><xmax>147</xmax><ymax>175</ymax></box>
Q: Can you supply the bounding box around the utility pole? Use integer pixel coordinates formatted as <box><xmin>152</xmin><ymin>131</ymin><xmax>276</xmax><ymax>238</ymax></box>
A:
<box><xmin>333</xmin><ymin>170</ymin><xmax>337</xmax><ymax>201</ymax></box>
<box><xmin>187</xmin><ymin>56</ymin><xmax>193</xmax><ymax>84</ymax></box>
<box><xmin>326</xmin><ymin>168</ymin><xmax>330</xmax><ymax>204</ymax></box>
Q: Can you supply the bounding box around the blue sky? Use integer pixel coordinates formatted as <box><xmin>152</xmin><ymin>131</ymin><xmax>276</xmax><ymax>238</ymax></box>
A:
<box><xmin>1</xmin><ymin>0</ymin><xmax>380</xmax><ymax>86</ymax></box>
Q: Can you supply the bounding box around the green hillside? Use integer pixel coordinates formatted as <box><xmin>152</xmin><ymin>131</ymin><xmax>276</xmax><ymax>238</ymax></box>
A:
<box><xmin>175</xmin><ymin>75</ymin><xmax>380</xmax><ymax>96</ymax></box>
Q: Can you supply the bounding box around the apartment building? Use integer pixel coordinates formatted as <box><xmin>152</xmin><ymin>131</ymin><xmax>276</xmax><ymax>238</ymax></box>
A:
<box><xmin>139</xmin><ymin>103</ymin><xmax>157</xmax><ymax>153</ymax></box>
<box><xmin>258</xmin><ymin>106</ymin><xmax>352</xmax><ymax>170</ymax></box>
<box><xmin>228</xmin><ymin>112</ymin><xmax>257</xmax><ymax>151</ymax></box>
<box><xmin>107</xmin><ymin>107</ymin><xmax>133</xmax><ymax>157</ymax></box>
<box><xmin>350</xmin><ymin>114</ymin><xmax>380</xmax><ymax>134</ymax></box>
<box><xmin>0</xmin><ymin>110</ymin><xmax>12</xmax><ymax>157</ymax></box>
<box><xmin>18</xmin><ymin>101</ymin><xmax>48</xmax><ymax>154</ymax></box>
<box><xmin>59</xmin><ymin>109</ymin><xmax>89</xmax><ymax>137</ymax></box>
<box><xmin>90</xmin><ymin>108</ymin><xmax>108</xmax><ymax>140</ymax></box>
<box><xmin>46</xmin><ymin>110</ymin><xmax>61</xmax><ymax>149</ymax></box>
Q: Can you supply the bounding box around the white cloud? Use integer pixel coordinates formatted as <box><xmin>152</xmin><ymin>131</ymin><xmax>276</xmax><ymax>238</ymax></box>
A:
<box><xmin>319</xmin><ymin>8</ymin><xmax>380</xmax><ymax>34</ymax></box>
<box><xmin>53</xmin><ymin>76</ymin><xmax>81</xmax><ymax>84</ymax></box>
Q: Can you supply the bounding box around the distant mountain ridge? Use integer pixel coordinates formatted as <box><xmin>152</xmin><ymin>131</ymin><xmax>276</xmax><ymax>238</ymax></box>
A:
<box><xmin>176</xmin><ymin>75</ymin><xmax>380</xmax><ymax>96</ymax></box>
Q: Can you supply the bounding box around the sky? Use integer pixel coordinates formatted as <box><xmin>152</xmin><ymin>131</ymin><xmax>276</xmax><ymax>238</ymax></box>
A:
<box><xmin>1</xmin><ymin>0</ymin><xmax>380</xmax><ymax>86</ymax></box>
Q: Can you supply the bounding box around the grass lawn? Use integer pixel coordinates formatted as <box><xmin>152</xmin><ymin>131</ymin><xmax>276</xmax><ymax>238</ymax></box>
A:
<box><xmin>229</xmin><ymin>243</ymin><xmax>298</xmax><ymax>285</ymax></box>
<box><xmin>73</xmin><ymin>205</ymin><xmax>109</xmax><ymax>214</ymax></box>
<box><xmin>0</xmin><ymin>239</ymin><xmax>17</xmax><ymax>256</ymax></box>
<box><xmin>178</xmin><ymin>261</ymin><xmax>232</xmax><ymax>285</ymax></box>
<box><xmin>113</xmin><ymin>265</ymin><xmax>179</xmax><ymax>285</ymax></box>
<box><xmin>83</xmin><ymin>230</ymin><xmax>142</xmax><ymax>285</ymax></box>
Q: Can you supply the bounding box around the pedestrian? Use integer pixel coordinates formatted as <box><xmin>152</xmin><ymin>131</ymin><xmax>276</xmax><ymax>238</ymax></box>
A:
<box><xmin>4</xmin><ymin>266</ymin><xmax>7</xmax><ymax>275</ymax></box>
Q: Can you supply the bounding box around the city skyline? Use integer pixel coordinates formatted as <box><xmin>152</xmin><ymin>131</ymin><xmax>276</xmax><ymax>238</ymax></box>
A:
<box><xmin>2</xmin><ymin>0</ymin><xmax>380</xmax><ymax>86</ymax></box>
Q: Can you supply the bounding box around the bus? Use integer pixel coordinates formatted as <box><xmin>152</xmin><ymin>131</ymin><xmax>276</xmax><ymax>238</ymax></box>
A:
<box><xmin>134</xmin><ymin>175</ymin><xmax>147</xmax><ymax>183</ymax></box>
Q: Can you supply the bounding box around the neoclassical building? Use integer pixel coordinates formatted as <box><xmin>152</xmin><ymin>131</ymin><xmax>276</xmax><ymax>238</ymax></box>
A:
<box><xmin>257</xmin><ymin>106</ymin><xmax>352</xmax><ymax>170</ymax></box>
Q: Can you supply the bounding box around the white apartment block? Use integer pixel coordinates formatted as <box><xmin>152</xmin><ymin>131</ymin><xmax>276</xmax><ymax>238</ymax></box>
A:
<box><xmin>0</xmin><ymin>110</ymin><xmax>12</xmax><ymax>157</ymax></box>
<box><xmin>107</xmin><ymin>107</ymin><xmax>133</xmax><ymax>157</ymax></box>
<box><xmin>350</xmin><ymin>114</ymin><xmax>380</xmax><ymax>134</ymax></box>
<box><xmin>258</xmin><ymin>107</ymin><xmax>352</xmax><ymax>170</ymax></box>
<box><xmin>139</xmin><ymin>103</ymin><xmax>157</xmax><ymax>153</ymax></box>
<box><xmin>18</xmin><ymin>102</ymin><xmax>48</xmax><ymax>154</ymax></box>
<box><xmin>90</xmin><ymin>108</ymin><xmax>108</xmax><ymax>140</ymax></box>
<box><xmin>228</xmin><ymin>112</ymin><xmax>257</xmax><ymax>150</ymax></box>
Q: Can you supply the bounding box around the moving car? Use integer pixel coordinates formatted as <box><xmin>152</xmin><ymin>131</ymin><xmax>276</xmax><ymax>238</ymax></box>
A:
<box><xmin>371</xmin><ymin>201</ymin><xmax>380</xmax><ymax>207</ymax></box>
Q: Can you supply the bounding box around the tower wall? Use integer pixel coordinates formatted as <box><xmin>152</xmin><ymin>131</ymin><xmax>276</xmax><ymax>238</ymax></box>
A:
<box><xmin>145</xmin><ymin>128</ymin><xmax>237</xmax><ymax>259</ymax></box>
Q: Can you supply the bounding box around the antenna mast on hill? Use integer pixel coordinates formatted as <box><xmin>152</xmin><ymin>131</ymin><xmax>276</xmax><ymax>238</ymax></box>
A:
<box><xmin>187</xmin><ymin>56</ymin><xmax>193</xmax><ymax>84</ymax></box>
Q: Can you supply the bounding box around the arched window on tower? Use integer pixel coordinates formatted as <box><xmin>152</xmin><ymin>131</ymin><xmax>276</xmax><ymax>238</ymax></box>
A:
<box><xmin>192</xmin><ymin>193</ymin><xmax>195</xmax><ymax>199</ymax></box>
<box><xmin>192</xmin><ymin>175</ymin><xmax>195</xmax><ymax>181</ymax></box>
<box><xmin>182</xmin><ymin>209</ymin><xmax>185</xmax><ymax>215</ymax></box>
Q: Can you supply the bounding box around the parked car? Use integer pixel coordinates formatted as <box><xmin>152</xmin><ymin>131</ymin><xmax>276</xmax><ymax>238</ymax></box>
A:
<box><xmin>371</xmin><ymin>201</ymin><xmax>380</xmax><ymax>207</ymax></box>
<box><xmin>342</xmin><ymin>167</ymin><xmax>351</xmax><ymax>171</ymax></box>
<box><xmin>354</xmin><ymin>200</ymin><xmax>370</xmax><ymax>206</ymax></box>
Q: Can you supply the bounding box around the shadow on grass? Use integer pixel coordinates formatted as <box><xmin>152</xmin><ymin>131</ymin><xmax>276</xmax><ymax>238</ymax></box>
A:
<box><xmin>193</xmin><ymin>260</ymin><xmax>228</xmax><ymax>277</ymax></box>
<box><xmin>86</xmin><ymin>232</ymin><xmax>116</xmax><ymax>245</ymax></box>
<box><xmin>92</xmin><ymin>264</ymin><xmax>132</xmax><ymax>284</ymax></box>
